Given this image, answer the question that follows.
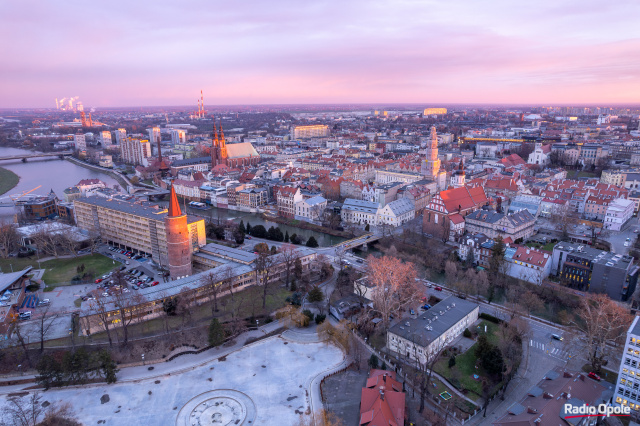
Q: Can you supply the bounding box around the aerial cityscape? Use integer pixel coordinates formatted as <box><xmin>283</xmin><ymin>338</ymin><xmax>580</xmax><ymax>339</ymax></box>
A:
<box><xmin>1</xmin><ymin>1</ymin><xmax>640</xmax><ymax>426</ymax></box>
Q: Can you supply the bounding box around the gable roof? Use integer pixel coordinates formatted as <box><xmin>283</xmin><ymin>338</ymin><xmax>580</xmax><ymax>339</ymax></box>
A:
<box><xmin>440</xmin><ymin>185</ymin><xmax>488</xmax><ymax>212</ymax></box>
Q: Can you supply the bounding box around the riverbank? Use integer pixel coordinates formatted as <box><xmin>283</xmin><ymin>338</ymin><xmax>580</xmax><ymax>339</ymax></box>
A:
<box><xmin>64</xmin><ymin>156</ymin><xmax>130</xmax><ymax>190</ymax></box>
<box><xmin>0</xmin><ymin>167</ymin><xmax>19</xmax><ymax>196</ymax></box>
<box><xmin>261</xmin><ymin>214</ymin><xmax>354</xmax><ymax>239</ymax></box>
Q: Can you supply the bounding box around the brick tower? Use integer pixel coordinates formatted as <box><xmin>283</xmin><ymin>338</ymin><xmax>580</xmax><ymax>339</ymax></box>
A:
<box><xmin>164</xmin><ymin>185</ymin><xmax>192</xmax><ymax>279</ymax></box>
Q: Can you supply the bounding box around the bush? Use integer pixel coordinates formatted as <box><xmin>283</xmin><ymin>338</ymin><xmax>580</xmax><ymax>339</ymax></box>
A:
<box><xmin>368</xmin><ymin>354</ymin><xmax>379</xmax><ymax>369</ymax></box>
<box><xmin>479</xmin><ymin>312</ymin><xmax>503</xmax><ymax>324</ymax></box>
<box><xmin>463</xmin><ymin>328</ymin><xmax>472</xmax><ymax>338</ymax></box>
<box><xmin>306</xmin><ymin>236</ymin><xmax>319</xmax><ymax>248</ymax></box>
<box><xmin>302</xmin><ymin>310</ymin><xmax>314</xmax><ymax>320</ymax></box>
<box><xmin>265</xmin><ymin>317</ymin><xmax>273</xmax><ymax>324</ymax></box>
<box><xmin>315</xmin><ymin>314</ymin><xmax>326</xmax><ymax>324</ymax></box>
<box><xmin>448</xmin><ymin>355</ymin><xmax>456</xmax><ymax>368</ymax></box>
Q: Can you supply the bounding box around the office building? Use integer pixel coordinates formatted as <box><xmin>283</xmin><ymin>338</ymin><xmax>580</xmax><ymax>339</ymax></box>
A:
<box><xmin>423</xmin><ymin>108</ymin><xmax>447</xmax><ymax>115</ymax></box>
<box><xmin>148</xmin><ymin>127</ymin><xmax>161</xmax><ymax>145</ymax></box>
<box><xmin>551</xmin><ymin>241</ymin><xmax>639</xmax><ymax>301</ymax></box>
<box><xmin>291</xmin><ymin>125</ymin><xmax>330</xmax><ymax>139</ymax></box>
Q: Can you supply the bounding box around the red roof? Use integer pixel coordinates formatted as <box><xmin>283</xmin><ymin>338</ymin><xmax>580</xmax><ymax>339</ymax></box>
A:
<box><xmin>168</xmin><ymin>185</ymin><xmax>182</xmax><ymax>217</ymax></box>
<box><xmin>498</xmin><ymin>154</ymin><xmax>526</xmax><ymax>167</ymax></box>
<box><xmin>359</xmin><ymin>387</ymin><xmax>405</xmax><ymax>426</ymax></box>
<box><xmin>449</xmin><ymin>213</ymin><xmax>465</xmax><ymax>225</ymax></box>
<box><xmin>440</xmin><ymin>185</ymin><xmax>488</xmax><ymax>212</ymax></box>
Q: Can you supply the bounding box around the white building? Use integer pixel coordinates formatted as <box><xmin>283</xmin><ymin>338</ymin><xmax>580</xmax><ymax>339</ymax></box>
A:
<box><xmin>387</xmin><ymin>296</ymin><xmax>479</xmax><ymax>365</ymax></box>
<box><xmin>171</xmin><ymin>129</ymin><xmax>186</xmax><ymax>145</ymax></box>
<box><xmin>341</xmin><ymin>199</ymin><xmax>379</xmax><ymax>226</ymax></box>
<box><xmin>148</xmin><ymin>127</ymin><xmax>161</xmax><ymax>145</ymax></box>
<box><xmin>74</xmin><ymin>133</ymin><xmax>86</xmax><ymax>151</ymax></box>
<box><xmin>295</xmin><ymin>195</ymin><xmax>327</xmax><ymax>223</ymax></box>
<box><xmin>114</xmin><ymin>128</ymin><xmax>127</xmax><ymax>144</ymax></box>
<box><xmin>505</xmin><ymin>246</ymin><xmax>552</xmax><ymax>285</ymax></box>
<box><xmin>120</xmin><ymin>138</ymin><xmax>152</xmax><ymax>165</ymax></box>
<box><xmin>377</xmin><ymin>198</ymin><xmax>415</xmax><ymax>227</ymax></box>
<box><xmin>604</xmin><ymin>198</ymin><xmax>635</xmax><ymax>231</ymax></box>
<box><xmin>615</xmin><ymin>316</ymin><xmax>640</xmax><ymax>413</ymax></box>
<box><xmin>99</xmin><ymin>130</ymin><xmax>112</xmax><ymax>148</ymax></box>
<box><xmin>528</xmin><ymin>142</ymin><xmax>551</xmax><ymax>166</ymax></box>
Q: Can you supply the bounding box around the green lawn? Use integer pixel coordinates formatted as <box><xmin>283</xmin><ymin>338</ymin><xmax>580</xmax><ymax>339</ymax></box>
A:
<box><xmin>526</xmin><ymin>241</ymin><xmax>557</xmax><ymax>252</ymax></box>
<box><xmin>41</xmin><ymin>254</ymin><xmax>118</xmax><ymax>288</ymax></box>
<box><xmin>435</xmin><ymin>321</ymin><xmax>501</xmax><ymax>400</ymax></box>
<box><xmin>0</xmin><ymin>166</ymin><xmax>19</xmax><ymax>196</ymax></box>
<box><xmin>0</xmin><ymin>257</ymin><xmax>41</xmax><ymax>274</ymax></box>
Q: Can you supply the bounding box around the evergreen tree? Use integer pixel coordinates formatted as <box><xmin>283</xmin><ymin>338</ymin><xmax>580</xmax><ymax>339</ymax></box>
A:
<box><xmin>365</xmin><ymin>223</ymin><xmax>370</xmax><ymax>232</ymax></box>
<box><xmin>208</xmin><ymin>318</ymin><xmax>225</xmax><ymax>347</ymax></box>
<box><xmin>465</xmin><ymin>248</ymin><xmax>475</xmax><ymax>267</ymax></box>
<box><xmin>97</xmin><ymin>350</ymin><xmax>119</xmax><ymax>384</ymax></box>
<box><xmin>274</xmin><ymin>227</ymin><xmax>284</xmax><ymax>242</ymax></box>
<box><xmin>308</xmin><ymin>286</ymin><xmax>325</xmax><ymax>303</ymax></box>
<box><xmin>238</xmin><ymin>220</ymin><xmax>246</xmax><ymax>234</ymax></box>
<box><xmin>294</xmin><ymin>258</ymin><xmax>303</xmax><ymax>281</ymax></box>
<box><xmin>271</xmin><ymin>245</ymin><xmax>278</xmax><ymax>255</ymax></box>
<box><xmin>380</xmin><ymin>362</ymin><xmax>387</xmax><ymax>370</ymax></box>
<box><xmin>246</xmin><ymin>222</ymin><xmax>252</xmax><ymax>234</ymax></box>
<box><xmin>368</xmin><ymin>354</ymin><xmax>379</xmax><ymax>369</ymax></box>
<box><xmin>284</xmin><ymin>231</ymin><xmax>290</xmax><ymax>243</ymax></box>
<box><xmin>267</xmin><ymin>226</ymin><xmax>277</xmax><ymax>241</ymax></box>
<box><xmin>306</xmin><ymin>236</ymin><xmax>319</xmax><ymax>248</ymax></box>
<box><xmin>448</xmin><ymin>355</ymin><xmax>456</xmax><ymax>368</ymax></box>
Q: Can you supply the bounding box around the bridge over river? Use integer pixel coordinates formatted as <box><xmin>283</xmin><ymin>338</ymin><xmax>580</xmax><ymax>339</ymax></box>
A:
<box><xmin>0</xmin><ymin>151</ymin><xmax>74</xmax><ymax>162</ymax></box>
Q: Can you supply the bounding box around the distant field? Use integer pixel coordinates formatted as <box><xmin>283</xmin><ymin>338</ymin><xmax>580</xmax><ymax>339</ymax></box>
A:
<box><xmin>0</xmin><ymin>167</ymin><xmax>19</xmax><ymax>196</ymax></box>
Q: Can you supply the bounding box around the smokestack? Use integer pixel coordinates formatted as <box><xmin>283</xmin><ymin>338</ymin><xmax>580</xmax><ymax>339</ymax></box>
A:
<box><xmin>55</xmin><ymin>98</ymin><xmax>59</xmax><ymax>109</ymax></box>
<box><xmin>198</xmin><ymin>99</ymin><xmax>201</xmax><ymax>117</ymax></box>
<box><xmin>201</xmin><ymin>90</ymin><xmax>204</xmax><ymax>117</ymax></box>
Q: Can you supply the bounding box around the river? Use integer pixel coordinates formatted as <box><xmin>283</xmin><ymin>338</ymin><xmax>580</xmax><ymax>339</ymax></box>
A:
<box><xmin>0</xmin><ymin>146</ymin><xmax>344</xmax><ymax>247</ymax></box>
<box><xmin>0</xmin><ymin>146</ymin><xmax>121</xmax><ymax>218</ymax></box>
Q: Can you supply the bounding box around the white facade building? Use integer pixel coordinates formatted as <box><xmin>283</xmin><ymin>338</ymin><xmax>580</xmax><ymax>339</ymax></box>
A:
<box><xmin>114</xmin><ymin>128</ymin><xmax>127</xmax><ymax>144</ymax></box>
<box><xmin>615</xmin><ymin>316</ymin><xmax>640</xmax><ymax>413</ymax></box>
<box><xmin>171</xmin><ymin>129</ymin><xmax>186</xmax><ymax>145</ymax></box>
<box><xmin>148</xmin><ymin>127</ymin><xmax>161</xmax><ymax>145</ymax></box>
<box><xmin>377</xmin><ymin>198</ymin><xmax>415</xmax><ymax>227</ymax></box>
<box><xmin>528</xmin><ymin>142</ymin><xmax>550</xmax><ymax>166</ymax></box>
<box><xmin>120</xmin><ymin>138</ymin><xmax>152</xmax><ymax>165</ymax></box>
<box><xmin>387</xmin><ymin>296</ymin><xmax>479</xmax><ymax>365</ymax></box>
<box><xmin>292</xmin><ymin>125</ymin><xmax>330</xmax><ymax>139</ymax></box>
<box><xmin>295</xmin><ymin>195</ymin><xmax>327</xmax><ymax>223</ymax></box>
<box><xmin>99</xmin><ymin>131</ymin><xmax>112</xmax><ymax>148</ymax></box>
<box><xmin>74</xmin><ymin>133</ymin><xmax>86</xmax><ymax>151</ymax></box>
<box><xmin>604</xmin><ymin>198</ymin><xmax>635</xmax><ymax>231</ymax></box>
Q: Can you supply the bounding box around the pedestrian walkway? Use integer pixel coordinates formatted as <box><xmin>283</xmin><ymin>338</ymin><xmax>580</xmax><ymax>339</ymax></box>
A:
<box><xmin>529</xmin><ymin>339</ymin><xmax>572</xmax><ymax>361</ymax></box>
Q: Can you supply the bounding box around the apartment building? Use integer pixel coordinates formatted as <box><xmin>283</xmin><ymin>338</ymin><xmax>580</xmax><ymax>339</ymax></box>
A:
<box><xmin>464</xmin><ymin>209</ymin><xmax>535</xmax><ymax>241</ymax></box>
<box><xmin>604</xmin><ymin>199</ymin><xmax>635</xmax><ymax>231</ymax></box>
<box><xmin>74</xmin><ymin>133</ymin><xmax>86</xmax><ymax>151</ymax></box>
<box><xmin>237</xmin><ymin>187</ymin><xmax>268</xmax><ymax>209</ymax></box>
<box><xmin>99</xmin><ymin>131</ymin><xmax>112</xmax><ymax>148</ymax></box>
<box><xmin>615</xmin><ymin>316</ymin><xmax>640</xmax><ymax>413</ymax></box>
<box><xmin>275</xmin><ymin>186</ymin><xmax>302</xmax><ymax>219</ymax></box>
<box><xmin>120</xmin><ymin>138</ymin><xmax>152</xmax><ymax>165</ymax></box>
<box><xmin>74</xmin><ymin>196</ymin><xmax>205</xmax><ymax>268</ymax></box>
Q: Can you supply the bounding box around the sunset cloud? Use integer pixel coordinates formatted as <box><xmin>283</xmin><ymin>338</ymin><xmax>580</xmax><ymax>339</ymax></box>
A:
<box><xmin>0</xmin><ymin>0</ymin><xmax>639</xmax><ymax>107</ymax></box>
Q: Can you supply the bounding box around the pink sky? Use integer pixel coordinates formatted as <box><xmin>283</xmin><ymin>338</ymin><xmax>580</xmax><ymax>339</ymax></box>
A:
<box><xmin>1</xmin><ymin>0</ymin><xmax>639</xmax><ymax>107</ymax></box>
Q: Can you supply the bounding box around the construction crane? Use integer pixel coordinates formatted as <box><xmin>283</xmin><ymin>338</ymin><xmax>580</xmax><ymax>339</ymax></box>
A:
<box><xmin>10</xmin><ymin>185</ymin><xmax>42</xmax><ymax>202</ymax></box>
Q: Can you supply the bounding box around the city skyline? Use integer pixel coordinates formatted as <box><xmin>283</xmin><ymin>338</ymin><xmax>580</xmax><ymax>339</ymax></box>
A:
<box><xmin>1</xmin><ymin>0</ymin><xmax>639</xmax><ymax>108</ymax></box>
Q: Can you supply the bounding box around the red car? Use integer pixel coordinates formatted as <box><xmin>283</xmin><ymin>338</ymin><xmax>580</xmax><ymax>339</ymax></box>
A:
<box><xmin>588</xmin><ymin>372</ymin><xmax>601</xmax><ymax>381</ymax></box>
<box><xmin>151</xmin><ymin>281</ymin><xmax>159</xmax><ymax>286</ymax></box>
<box><xmin>434</xmin><ymin>286</ymin><xmax>443</xmax><ymax>291</ymax></box>
<box><xmin>95</xmin><ymin>279</ymin><xmax>103</xmax><ymax>283</ymax></box>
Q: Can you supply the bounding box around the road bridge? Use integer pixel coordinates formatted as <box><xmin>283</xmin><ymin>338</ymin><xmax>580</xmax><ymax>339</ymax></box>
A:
<box><xmin>336</xmin><ymin>233</ymin><xmax>382</xmax><ymax>251</ymax></box>
<box><xmin>0</xmin><ymin>151</ymin><xmax>74</xmax><ymax>162</ymax></box>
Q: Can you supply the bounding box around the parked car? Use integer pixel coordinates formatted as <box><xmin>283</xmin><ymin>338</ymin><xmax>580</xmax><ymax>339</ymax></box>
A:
<box><xmin>151</xmin><ymin>281</ymin><xmax>159</xmax><ymax>286</ymax></box>
<box><xmin>37</xmin><ymin>299</ymin><xmax>50</xmax><ymax>306</ymax></box>
<box><xmin>95</xmin><ymin>279</ymin><xmax>103</xmax><ymax>284</ymax></box>
<box><xmin>552</xmin><ymin>334</ymin><xmax>563</xmax><ymax>341</ymax></box>
<box><xmin>434</xmin><ymin>286</ymin><xmax>443</xmax><ymax>291</ymax></box>
<box><xmin>588</xmin><ymin>372</ymin><xmax>601</xmax><ymax>381</ymax></box>
<box><xmin>18</xmin><ymin>311</ymin><xmax>32</xmax><ymax>320</ymax></box>
<box><xmin>421</xmin><ymin>304</ymin><xmax>431</xmax><ymax>310</ymax></box>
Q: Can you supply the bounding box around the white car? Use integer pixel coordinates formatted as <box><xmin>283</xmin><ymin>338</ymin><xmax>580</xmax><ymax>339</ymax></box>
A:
<box><xmin>625</xmin><ymin>242</ymin><xmax>630</xmax><ymax>247</ymax></box>
<box><xmin>37</xmin><ymin>299</ymin><xmax>50</xmax><ymax>306</ymax></box>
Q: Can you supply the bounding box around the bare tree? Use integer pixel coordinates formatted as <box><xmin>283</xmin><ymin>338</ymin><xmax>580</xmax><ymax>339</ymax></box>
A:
<box><xmin>577</xmin><ymin>293</ymin><xmax>633</xmax><ymax>372</ymax></box>
<box><xmin>36</xmin><ymin>304</ymin><xmax>58</xmax><ymax>353</ymax></box>
<box><xmin>1</xmin><ymin>392</ymin><xmax>45</xmax><ymax>426</ymax></box>
<box><xmin>11</xmin><ymin>320</ymin><xmax>33</xmax><ymax>369</ymax></box>
<box><xmin>366</xmin><ymin>255</ymin><xmax>420</xmax><ymax>330</ymax></box>
<box><xmin>112</xmin><ymin>288</ymin><xmax>147</xmax><ymax>345</ymax></box>
<box><xmin>279</xmin><ymin>244</ymin><xmax>299</xmax><ymax>290</ymax></box>
<box><xmin>0</xmin><ymin>219</ymin><xmax>19</xmax><ymax>259</ymax></box>
<box><xmin>200</xmin><ymin>270</ymin><xmax>222</xmax><ymax>314</ymax></box>
<box><xmin>84</xmin><ymin>295</ymin><xmax>114</xmax><ymax>347</ymax></box>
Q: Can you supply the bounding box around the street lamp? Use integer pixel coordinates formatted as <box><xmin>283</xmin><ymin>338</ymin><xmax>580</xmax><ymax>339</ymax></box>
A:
<box><xmin>141</xmin><ymin>354</ymin><xmax>145</xmax><ymax>366</ymax></box>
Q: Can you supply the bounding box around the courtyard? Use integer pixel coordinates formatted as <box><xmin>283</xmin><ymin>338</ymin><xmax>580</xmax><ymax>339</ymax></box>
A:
<box><xmin>0</xmin><ymin>334</ymin><xmax>345</xmax><ymax>426</ymax></box>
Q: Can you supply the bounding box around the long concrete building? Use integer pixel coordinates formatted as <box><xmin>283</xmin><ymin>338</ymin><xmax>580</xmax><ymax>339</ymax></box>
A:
<box><xmin>73</xmin><ymin>195</ymin><xmax>206</xmax><ymax>273</ymax></box>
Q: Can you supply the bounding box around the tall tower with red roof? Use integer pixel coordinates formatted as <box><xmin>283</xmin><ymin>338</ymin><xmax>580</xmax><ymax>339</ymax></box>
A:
<box><xmin>164</xmin><ymin>185</ymin><xmax>192</xmax><ymax>279</ymax></box>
